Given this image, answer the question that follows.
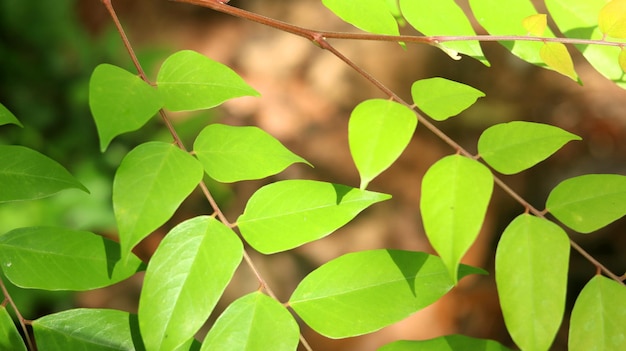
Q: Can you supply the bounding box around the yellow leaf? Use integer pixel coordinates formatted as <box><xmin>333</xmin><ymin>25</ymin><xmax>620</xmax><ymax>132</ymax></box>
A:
<box><xmin>599</xmin><ymin>0</ymin><xmax>626</xmax><ymax>39</ymax></box>
<box><xmin>539</xmin><ymin>42</ymin><xmax>577</xmax><ymax>81</ymax></box>
<box><xmin>619</xmin><ymin>48</ymin><xmax>626</xmax><ymax>73</ymax></box>
<box><xmin>522</xmin><ymin>14</ymin><xmax>547</xmax><ymax>36</ymax></box>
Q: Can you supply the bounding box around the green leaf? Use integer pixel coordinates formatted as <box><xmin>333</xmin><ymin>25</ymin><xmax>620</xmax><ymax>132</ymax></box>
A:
<box><xmin>322</xmin><ymin>0</ymin><xmax>400</xmax><ymax>35</ymax></box>
<box><xmin>495</xmin><ymin>214</ymin><xmax>569</xmax><ymax>351</ymax></box>
<box><xmin>0</xmin><ymin>145</ymin><xmax>89</xmax><ymax>203</ymax></box>
<box><xmin>139</xmin><ymin>216</ymin><xmax>242</xmax><ymax>351</ymax></box>
<box><xmin>201</xmin><ymin>292</ymin><xmax>299</xmax><ymax>351</ymax></box>
<box><xmin>377</xmin><ymin>335</ymin><xmax>514</xmax><ymax>351</ymax></box>
<box><xmin>400</xmin><ymin>0</ymin><xmax>488</xmax><ymax>65</ymax></box>
<box><xmin>420</xmin><ymin>155</ymin><xmax>493</xmax><ymax>283</ymax></box>
<box><xmin>237</xmin><ymin>180</ymin><xmax>391</xmax><ymax>254</ymax></box>
<box><xmin>0</xmin><ymin>227</ymin><xmax>144</xmax><ymax>290</ymax></box>
<box><xmin>348</xmin><ymin>99</ymin><xmax>416</xmax><ymax>189</ymax></box>
<box><xmin>599</xmin><ymin>0</ymin><xmax>626</xmax><ymax>39</ymax></box>
<box><xmin>546</xmin><ymin>174</ymin><xmax>626</xmax><ymax>233</ymax></box>
<box><xmin>0</xmin><ymin>103</ymin><xmax>22</xmax><ymax>127</ymax></box>
<box><xmin>289</xmin><ymin>249</ymin><xmax>484</xmax><ymax>338</ymax></box>
<box><xmin>0</xmin><ymin>306</ymin><xmax>26</xmax><ymax>351</ymax></box>
<box><xmin>193</xmin><ymin>124</ymin><xmax>311</xmax><ymax>183</ymax></box>
<box><xmin>478</xmin><ymin>121</ymin><xmax>581</xmax><ymax>175</ymax></box>
<box><xmin>569</xmin><ymin>275</ymin><xmax>626</xmax><ymax>351</ymax></box>
<box><xmin>157</xmin><ymin>50</ymin><xmax>259</xmax><ymax>112</ymax></box>
<box><xmin>540</xmin><ymin>42</ymin><xmax>577</xmax><ymax>81</ymax></box>
<box><xmin>411</xmin><ymin>78</ymin><xmax>485</xmax><ymax>121</ymax></box>
<box><xmin>619</xmin><ymin>49</ymin><xmax>626</xmax><ymax>73</ymax></box>
<box><xmin>113</xmin><ymin>141</ymin><xmax>204</xmax><ymax>260</ymax></box>
<box><xmin>523</xmin><ymin>14</ymin><xmax>548</xmax><ymax>36</ymax></box>
<box><xmin>33</xmin><ymin>309</ymin><xmax>141</xmax><ymax>351</ymax></box>
<box><xmin>89</xmin><ymin>64</ymin><xmax>162</xmax><ymax>151</ymax></box>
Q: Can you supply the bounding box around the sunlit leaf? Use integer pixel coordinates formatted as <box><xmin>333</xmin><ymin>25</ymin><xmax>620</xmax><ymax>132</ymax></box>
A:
<box><xmin>237</xmin><ymin>180</ymin><xmax>390</xmax><ymax>254</ymax></box>
<box><xmin>599</xmin><ymin>0</ymin><xmax>626</xmax><ymax>39</ymax></box>
<box><xmin>495</xmin><ymin>214</ymin><xmax>569</xmax><ymax>351</ymax></box>
<box><xmin>0</xmin><ymin>145</ymin><xmax>89</xmax><ymax>203</ymax></box>
<box><xmin>202</xmin><ymin>292</ymin><xmax>299</xmax><ymax>351</ymax></box>
<box><xmin>540</xmin><ymin>42</ymin><xmax>578</xmax><ymax>81</ymax></box>
<box><xmin>348</xmin><ymin>99</ymin><xmax>416</xmax><ymax>189</ymax></box>
<box><xmin>113</xmin><ymin>142</ymin><xmax>204</xmax><ymax>260</ymax></box>
<box><xmin>411</xmin><ymin>78</ymin><xmax>485</xmax><ymax>121</ymax></box>
<box><xmin>569</xmin><ymin>275</ymin><xmax>626</xmax><ymax>351</ymax></box>
<box><xmin>0</xmin><ymin>103</ymin><xmax>22</xmax><ymax>127</ymax></box>
<box><xmin>322</xmin><ymin>0</ymin><xmax>400</xmax><ymax>36</ymax></box>
<box><xmin>478</xmin><ymin>121</ymin><xmax>581</xmax><ymax>175</ymax></box>
<box><xmin>157</xmin><ymin>50</ymin><xmax>259</xmax><ymax>111</ymax></box>
<box><xmin>289</xmin><ymin>250</ymin><xmax>484</xmax><ymax>338</ymax></box>
<box><xmin>194</xmin><ymin>124</ymin><xmax>311</xmax><ymax>183</ymax></box>
<box><xmin>523</xmin><ymin>14</ymin><xmax>548</xmax><ymax>36</ymax></box>
<box><xmin>546</xmin><ymin>174</ymin><xmax>626</xmax><ymax>233</ymax></box>
<box><xmin>619</xmin><ymin>49</ymin><xmax>626</xmax><ymax>73</ymax></box>
<box><xmin>89</xmin><ymin>64</ymin><xmax>162</xmax><ymax>151</ymax></box>
<box><xmin>139</xmin><ymin>216</ymin><xmax>242</xmax><ymax>351</ymax></box>
<box><xmin>0</xmin><ymin>306</ymin><xmax>26</xmax><ymax>351</ymax></box>
<box><xmin>420</xmin><ymin>155</ymin><xmax>493</xmax><ymax>283</ymax></box>
<box><xmin>0</xmin><ymin>227</ymin><xmax>143</xmax><ymax>290</ymax></box>
<box><xmin>378</xmin><ymin>335</ymin><xmax>514</xmax><ymax>351</ymax></box>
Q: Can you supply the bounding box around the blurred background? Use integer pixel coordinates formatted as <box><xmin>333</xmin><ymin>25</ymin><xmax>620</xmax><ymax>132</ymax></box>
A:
<box><xmin>1</xmin><ymin>0</ymin><xmax>625</xmax><ymax>350</ymax></box>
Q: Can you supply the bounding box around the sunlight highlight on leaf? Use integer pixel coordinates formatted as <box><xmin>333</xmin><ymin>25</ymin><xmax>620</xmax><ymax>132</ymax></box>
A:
<box><xmin>540</xmin><ymin>42</ymin><xmax>578</xmax><ymax>81</ymax></box>
<box><xmin>523</xmin><ymin>14</ymin><xmax>548</xmax><ymax>36</ymax></box>
<box><xmin>322</xmin><ymin>0</ymin><xmax>400</xmax><ymax>36</ymax></box>
<box><xmin>619</xmin><ymin>48</ymin><xmax>626</xmax><ymax>73</ymax></box>
<box><xmin>599</xmin><ymin>0</ymin><xmax>626</xmax><ymax>39</ymax></box>
<box><xmin>411</xmin><ymin>78</ymin><xmax>484</xmax><ymax>121</ymax></box>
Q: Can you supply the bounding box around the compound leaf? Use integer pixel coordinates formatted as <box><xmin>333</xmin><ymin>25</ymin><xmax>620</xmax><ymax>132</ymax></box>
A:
<box><xmin>0</xmin><ymin>103</ymin><xmax>22</xmax><ymax>127</ymax></box>
<box><xmin>495</xmin><ymin>214</ymin><xmax>569</xmax><ymax>351</ymax></box>
<box><xmin>237</xmin><ymin>180</ymin><xmax>390</xmax><ymax>254</ymax></box>
<box><xmin>546</xmin><ymin>174</ymin><xmax>626</xmax><ymax>233</ymax></box>
<box><xmin>322</xmin><ymin>0</ymin><xmax>399</xmax><ymax>36</ymax></box>
<box><xmin>139</xmin><ymin>216</ymin><xmax>242</xmax><ymax>351</ymax></box>
<box><xmin>540</xmin><ymin>42</ymin><xmax>577</xmax><ymax>81</ymax></box>
<box><xmin>411</xmin><ymin>78</ymin><xmax>485</xmax><ymax>121</ymax></box>
<box><xmin>0</xmin><ymin>306</ymin><xmax>26</xmax><ymax>351</ymax></box>
<box><xmin>378</xmin><ymin>335</ymin><xmax>514</xmax><ymax>351</ymax></box>
<box><xmin>598</xmin><ymin>0</ymin><xmax>626</xmax><ymax>39</ymax></box>
<box><xmin>194</xmin><ymin>124</ymin><xmax>311</xmax><ymax>183</ymax></box>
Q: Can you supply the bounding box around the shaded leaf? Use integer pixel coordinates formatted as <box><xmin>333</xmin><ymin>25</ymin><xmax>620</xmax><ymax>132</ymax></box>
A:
<box><xmin>139</xmin><ymin>216</ymin><xmax>242</xmax><ymax>351</ymax></box>
<box><xmin>0</xmin><ymin>145</ymin><xmax>88</xmax><ymax>203</ymax></box>
<box><xmin>523</xmin><ymin>14</ymin><xmax>548</xmax><ymax>36</ymax></box>
<box><xmin>289</xmin><ymin>250</ymin><xmax>484</xmax><ymax>338</ymax></box>
<box><xmin>0</xmin><ymin>227</ymin><xmax>143</xmax><ymax>290</ymax></box>
<box><xmin>599</xmin><ymin>0</ymin><xmax>626</xmax><ymax>39</ymax></box>
<box><xmin>0</xmin><ymin>103</ymin><xmax>22</xmax><ymax>127</ymax></box>
<box><xmin>194</xmin><ymin>124</ymin><xmax>311</xmax><ymax>183</ymax></box>
<box><xmin>546</xmin><ymin>174</ymin><xmax>626</xmax><ymax>233</ymax></box>
<box><xmin>420</xmin><ymin>155</ymin><xmax>493</xmax><ymax>283</ymax></box>
<box><xmin>202</xmin><ymin>292</ymin><xmax>299</xmax><ymax>351</ymax></box>
<box><xmin>378</xmin><ymin>335</ymin><xmax>514</xmax><ymax>351</ymax></box>
<box><xmin>322</xmin><ymin>0</ymin><xmax>400</xmax><ymax>36</ymax></box>
<box><xmin>478</xmin><ymin>121</ymin><xmax>581</xmax><ymax>175</ymax></box>
<box><xmin>540</xmin><ymin>42</ymin><xmax>577</xmax><ymax>81</ymax></box>
<box><xmin>237</xmin><ymin>180</ymin><xmax>390</xmax><ymax>254</ymax></box>
<box><xmin>495</xmin><ymin>214</ymin><xmax>569</xmax><ymax>351</ymax></box>
<box><xmin>0</xmin><ymin>306</ymin><xmax>26</xmax><ymax>351</ymax></box>
<box><xmin>348</xmin><ymin>99</ymin><xmax>416</xmax><ymax>189</ymax></box>
<box><xmin>157</xmin><ymin>50</ymin><xmax>259</xmax><ymax>111</ymax></box>
<box><xmin>411</xmin><ymin>78</ymin><xmax>484</xmax><ymax>121</ymax></box>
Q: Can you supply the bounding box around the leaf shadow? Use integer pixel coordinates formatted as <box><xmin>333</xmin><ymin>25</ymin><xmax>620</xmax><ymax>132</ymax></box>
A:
<box><xmin>387</xmin><ymin>250</ymin><xmax>428</xmax><ymax>297</ymax></box>
<box><xmin>332</xmin><ymin>183</ymin><xmax>352</xmax><ymax>205</ymax></box>
<box><xmin>563</xmin><ymin>26</ymin><xmax>598</xmax><ymax>52</ymax></box>
<box><xmin>128</xmin><ymin>313</ymin><xmax>147</xmax><ymax>351</ymax></box>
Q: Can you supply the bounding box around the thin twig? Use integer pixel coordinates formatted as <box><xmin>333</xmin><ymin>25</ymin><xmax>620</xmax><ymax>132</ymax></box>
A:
<box><xmin>0</xmin><ymin>277</ymin><xmax>34</xmax><ymax>350</ymax></box>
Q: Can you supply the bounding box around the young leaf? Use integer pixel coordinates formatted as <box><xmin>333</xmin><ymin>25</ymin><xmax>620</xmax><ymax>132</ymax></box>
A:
<box><xmin>478</xmin><ymin>121</ymin><xmax>581</xmax><ymax>175</ymax></box>
<box><xmin>400</xmin><ymin>0</ymin><xmax>488</xmax><ymax>65</ymax></box>
<box><xmin>546</xmin><ymin>174</ymin><xmax>626</xmax><ymax>233</ymax></box>
<box><xmin>420</xmin><ymin>155</ymin><xmax>493</xmax><ymax>283</ymax></box>
<box><xmin>0</xmin><ymin>103</ymin><xmax>22</xmax><ymax>127</ymax></box>
<box><xmin>139</xmin><ymin>216</ymin><xmax>243</xmax><ymax>351</ymax></box>
<box><xmin>157</xmin><ymin>50</ymin><xmax>259</xmax><ymax>112</ymax></box>
<box><xmin>348</xmin><ymin>99</ymin><xmax>416</xmax><ymax>189</ymax></box>
<box><xmin>322</xmin><ymin>0</ymin><xmax>400</xmax><ymax>36</ymax></box>
<box><xmin>289</xmin><ymin>249</ymin><xmax>485</xmax><ymax>338</ymax></box>
<box><xmin>495</xmin><ymin>214</ymin><xmax>569</xmax><ymax>351</ymax></box>
<box><xmin>540</xmin><ymin>42</ymin><xmax>578</xmax><ymax>81</ymax></box>
<box><xmin>523</xmin><ymin>14</ymin><xmax>548</xmax><ymax>36</ymax></box>
<box><xmin>0</xmin><ymin>306</ymin><xmax>26</xmax><ymax>351</ymax></box>
<box><xmin>89</xmin><ymin>64</ymin><xmax>162</xmax><ymax>151</ymax></box>
<box><xmin>193</xmin><ymin>123</ymin><xmax>311</xmax><ymax>183</ymax></box>
<box><xmin>569</xmin><ymin>275</ymin><xmax>626</xmax><ymax>351</ymax></box>
<box><xmin>114</xmin><ymin>142</ymin><xmax>204</xmax><ymax>260</ymax></box>
<box><xmin>0</xmin><ymin>227</ymin><xmax>143</xmax><ymax>291</ymax></box>
<box><xmin>411</xmin><ymin>78</ymin><xmax>485</xmax><ymax>121</ymax></box>
<box><xmin>201</xmin><ymin>292</ymin><xmax>299</xmax><ymax>351</ymax></box>
<box><xmin>237</xmin><ymin>180</ymin><xmax>391</xmax><ymax>254</ymax></box>
<box><xmin>0</xmin><ymin>145</ymin><xmax>89</xmax><ymax>203</ymax></box>
<box><xmin>378</xmin><ymin>335</ymin><xmax>514</xmax><ymax>351</ymax></box>
<box><xmin>598</xmin><ymin>0</ymin><xmax>626</xmax><ymax>39</ymax></box>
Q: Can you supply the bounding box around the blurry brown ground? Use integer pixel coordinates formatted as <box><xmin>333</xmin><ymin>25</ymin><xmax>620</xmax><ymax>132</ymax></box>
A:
<box><xmin>75</xmin><ymin>0</ymin><xmax>626</xmax><ymax>350</ymax></box>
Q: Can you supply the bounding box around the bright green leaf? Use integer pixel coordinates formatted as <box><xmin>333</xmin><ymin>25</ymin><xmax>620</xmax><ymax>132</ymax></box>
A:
<box><xmin>0</xmin><ymin>103</ymin><xmax>22</xmax><ymax>127</ymax></box>
<box><xmin>202</xmin><ymin>292</ymin><xmax>299</xmax><ymax>351</ymax></box>
<box><xmin>89</xmin><ymin>64</ymin><xmax>162</xmax><ymax>151</ymax></box>
<box><xmin>194</xmin><ymin>124</ymin><xmax>311</xmax><ymax>183</ymax></box>
<box><xmin>523</xmin><ymin>14</ymin><xmax>548</xmax><ymax>36</ymax></box>
<box><xmin>114</xmin><ymin>142</ymin><xmax>204</xmax><ymax>260</ymax></box>
<box><xmin>157</xmin><ymin>50</ymin><xmax>259</xmax><ymax>112</ymax></box>
<box><xmin>237</xmin><ymin>180</ymin><xmax>391</xmax><ymax>254</ymax></box>
<box><xmin>400</xmin><ymin>0</ymin><xmax>488</xmax><ymax>65</ymax></box>
<box><xmin>0</xmin><ymin>306</ymin><xmax>26</xmax><ymax>351</ymax></box>
<box><xmin>495</xmin><ymin>214</ymin><xmax>569</xmax><ymax>351</ymax></box>
<box><xmin>0</xmin><ymin>227</ymin><xmax>143</xmax><ymax>290</ymax></box>
<box><xmin>569</xmin><ymin>275</ymin><xmax>626</xmax><ymax>351</ymax></box>
<box><xmin>0</xmin><ymin>145</ymin><xmax>89</xmax><ymax>203</ymax></box>
<box><xmin>619</xmin><ymin>49</ymin><xmax>626</xmax><ymax>73</ymax></box>
<box><xmin>540</xmin><ymin>42</ymin><xmax>578</xmax><ymax>81</ymax></box>
<box><xmin>289</xmin><ymin>249</ymin><xmax>484</xmax><ymax>338</ymax></box>
<box><xmin>599</xmin><ymin>0</ymin><xmax>626</xmax><ymax>39</ymax></box>
<box><xmin>420</xmin><ymin>155</ymin><xmax>493</xmax><ymax>283</ymax></box>
<box><xmin>411</xmin><ymin>78</ymin><xmax>485</xmax><ymax>121</ymax></box>
<box><xmin>139</xmin><ymin>216</ymin><xmax>242</xmax><ymax>351</ymax></box>
<box><xmin>322</xmin><ymin>0</ymin><xmax>400</xmax><ymax>36</ymax></box>
<box><xmin>546</xmin><ymin>174</ymin><xmax>626</xmax><ymax>233</ymax></box>
<box><xmin>348</xmin><ymin>99</ymin><xmax>416</xmax><ymax>189</ymax></box>
<box><xmin>478</xmin><ymin>121</ymin><xmax>581</xmax><ymax>175</ymax></box>
<box><xmin>378</xmin><ymin>335</ymin><xmax>514</xmax><ymax>351</ymax></box>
